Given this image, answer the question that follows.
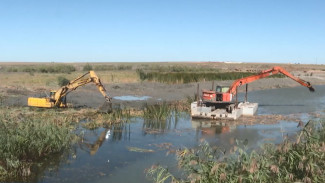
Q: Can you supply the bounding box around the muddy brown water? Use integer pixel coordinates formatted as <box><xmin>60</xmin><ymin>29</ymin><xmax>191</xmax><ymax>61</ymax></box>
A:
<box><xmin>13</xmin><ymin>86</ymin><xmax>325</xmax><ymax>183</ymax></box>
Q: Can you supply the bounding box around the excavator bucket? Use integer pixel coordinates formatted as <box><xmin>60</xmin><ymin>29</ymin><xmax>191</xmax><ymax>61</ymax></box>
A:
<box><xmin>306</xmin><ymin>82</ymin><xmax>315</xmax><ymax>92</ymax></box>
<box><xmin>98</xmin><ymin>101</ymin><xmax>113</xmax><ymax>113</ymax></box>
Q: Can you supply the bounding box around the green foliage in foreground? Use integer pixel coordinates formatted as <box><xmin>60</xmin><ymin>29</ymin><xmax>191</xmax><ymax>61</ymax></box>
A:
<box><xmin>147</xmin><ymin>119</ymin><xmax>325</xmax><ymax>183</ymax></box>
<box><xmin>0</xmin><ymin>108</ymin><xmax>74</xmax><ymax>181</ymax></box>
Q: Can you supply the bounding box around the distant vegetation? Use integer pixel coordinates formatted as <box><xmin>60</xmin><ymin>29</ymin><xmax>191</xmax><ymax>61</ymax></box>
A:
<box><xmin>94</xmin><ymin>64</ymin><xmax>132</xmax><ymax>71</ymax></box>
<box><xmin>5</xmin><ymin>64</ymin><xmax>76</xmax><ymax>74</ymax></box>
<box><xmin>137</xmin><ymin>65</ymin><xmax>218</xmax><ymax>73</ymax></box>
<box><xmin>83</xmin><ymin>63</ymin><xmax>93</xmax><ymax>71</ymax></box>
<box><xmin>147</xmin><ymin>119</ymin><xmax>325</xmax><ymax>183</ymax></box>
<box><xmin>57</xmin><ymin>76</ymin><xmax>70</xmax><ymax>86</ymax></box>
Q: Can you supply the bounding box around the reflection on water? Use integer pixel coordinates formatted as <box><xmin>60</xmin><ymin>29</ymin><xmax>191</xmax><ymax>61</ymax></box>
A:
<box><xmin>79</xmin><ymin>123</ymin><xmax>132</xmax><ymax>155</ymax></box>
<box><xmin>79</xmin><ymin>128</ymin><xmax>109</xmax><ymax>155</ymax></box>
<box><xmin>33</xmin><ymin>86</ymin><xmax>325</xmax><ymax>183</ymax></box>
<box><xmin>142</xmin><ymin>112</ymin><xmax>181</xmax><ymax>135</ymax></box>
<box><xmin>191</xmin><ymin>120</ymin><xmax>235</xmax><ymax>135</ymax></box>
<box><xmin>111</xmin><ymin>123</ymin><xmax>131</xmax><ymax>141</ymax></box>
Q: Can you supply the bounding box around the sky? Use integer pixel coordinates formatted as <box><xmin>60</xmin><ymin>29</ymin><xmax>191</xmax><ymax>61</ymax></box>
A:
<box><xmin>0</xmin><ymin>0</ymin><xmax>324</xmax><ymax>64</ymax></box>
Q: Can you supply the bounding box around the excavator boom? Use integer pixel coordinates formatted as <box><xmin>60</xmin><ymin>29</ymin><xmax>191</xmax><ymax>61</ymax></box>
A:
<box><xmin>227</xmin><ymin>66</ymin><xmax>314</xmax><ymax>96</ymax></box>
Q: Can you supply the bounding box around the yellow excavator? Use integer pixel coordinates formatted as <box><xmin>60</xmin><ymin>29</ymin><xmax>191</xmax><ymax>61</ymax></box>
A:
<box><xmin>28</xmin><ymin>70</ymin><xmax>111</xmax><ymax>108</ymax></box>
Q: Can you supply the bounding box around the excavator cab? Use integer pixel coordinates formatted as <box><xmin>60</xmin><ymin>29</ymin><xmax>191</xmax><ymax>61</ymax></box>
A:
<box><xmin>49</xmin><ymin>90</ymin><xmax>67</xmax><ymax>107</ymax></box>
<box><xmin>215</xmin><ymin>86</ymin><xmax>232</xmax><ymax>102</ymax></box>
<box><xmin>49</xmin><ymin>91</ymin><xmax>56</xmax><ymax>99</ymax></box>
<box><xmin>202</xmin><ymin>86</ymin><xmax>233</xmax><ymax>102</ymax></box>
<box><xmin>216</xmin><ymin>86</ymin><xmax>229</xmax><ymax>93</ymax></box>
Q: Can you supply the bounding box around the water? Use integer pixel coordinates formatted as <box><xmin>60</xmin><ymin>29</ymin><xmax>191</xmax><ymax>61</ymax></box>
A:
<box><xmin>35</xmin><ymin>86</ymin><xmax>325</xmax><ymax>183</ymax></box>
<box><xmin>243</xmin><ymin>85</ymin><xmax>325</xmax><ymax>115</ymax></box>
<box><xmin>113</xmin><ymin>96</ymin><xmax>152</xmax><ymax>101</ymax></box>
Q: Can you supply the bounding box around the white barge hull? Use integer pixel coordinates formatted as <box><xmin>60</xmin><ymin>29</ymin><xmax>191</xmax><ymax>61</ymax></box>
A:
<box><xmin>191</xmin><ymin>102</ymin><xmax>258</xmax><ymax>120</ymax></box>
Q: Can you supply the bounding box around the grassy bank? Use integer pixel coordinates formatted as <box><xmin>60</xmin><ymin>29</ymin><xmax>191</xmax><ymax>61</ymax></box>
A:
<box><xmin>0</xmin><ymin>106</ymin><xmax>141</xmax><ymax>181</ymax></box>
<box><xmin>147</xmin><ymin>119</ymin><xmax>325</xmax><ymax>183</ymax></box>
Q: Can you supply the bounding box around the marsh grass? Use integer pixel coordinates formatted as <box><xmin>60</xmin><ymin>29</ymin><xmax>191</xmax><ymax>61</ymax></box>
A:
<box><xmin>147</xmin><ymin>119</ymin><xmax>325</xmax><ymax>183</ymax></box>
<box><xmin>142</xmin><ymin>111</ymin><xmax>183</xmax><ymax>135</ymax></box>
<box><xmin>143</xmin><ymin>102</ymin><xmax>172</xmax><ymax>121</ymax></box>
<box><xmin>141</xmin><ymin>102</ymin><xmax>192</xmax><ymax>135</ymax></box>
<box><xmin>0</xmin><ymin>107</ymin><xmax>75</xmax><ymax>181</ymax></box>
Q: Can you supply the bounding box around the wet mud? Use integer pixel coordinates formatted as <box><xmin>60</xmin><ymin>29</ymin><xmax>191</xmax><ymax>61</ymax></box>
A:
<box><xmin>2</xmin><ymin>77</ymin><xmax>324</xmax><ymax>110</ymax></box>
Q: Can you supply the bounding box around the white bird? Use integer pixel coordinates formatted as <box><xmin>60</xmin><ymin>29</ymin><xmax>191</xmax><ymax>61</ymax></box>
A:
<box><xmin>105</xmin><ymin>130</ymin><xmax>111</xmax><ymax>139</ymax></box>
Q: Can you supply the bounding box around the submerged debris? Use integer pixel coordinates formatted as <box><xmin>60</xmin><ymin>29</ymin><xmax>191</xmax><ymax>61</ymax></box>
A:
<box><xmin>126</xmin><ymin>146</ymin><xmax>155</xmax><ymax>153</ymax></box>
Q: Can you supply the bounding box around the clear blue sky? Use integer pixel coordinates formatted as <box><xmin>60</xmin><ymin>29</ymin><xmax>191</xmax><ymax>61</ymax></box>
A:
<box><xmin>0</xmin><ymin>0</ymin><xmax>324</xmax><ymax>63</ymax></box>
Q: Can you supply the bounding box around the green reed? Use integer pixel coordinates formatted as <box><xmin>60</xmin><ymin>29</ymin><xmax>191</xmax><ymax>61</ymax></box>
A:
<box><xmin>0</xmin><ymin>107</ymin><xmax>74</xmax><ymax>181</ymax></box>
<box><xmin>147</xmin><ymin>119</ymin><xmax>325</xmax><ymax>183</ymax></box>
<box><xmin>143</xmin><ymin>103</ymin><xmax>173</xmax><ymax>121</ymax></box>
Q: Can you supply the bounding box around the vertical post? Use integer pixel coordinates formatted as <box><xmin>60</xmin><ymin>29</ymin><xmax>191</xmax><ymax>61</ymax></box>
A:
<box><xmin>197</xmin><ymin>83</ymin><xmax>199</xmax><ymax>106</ymax></box>
<box><xmin>235</xmin><ymin>86</ymin><xmax>238</xmax><ymax>108</ymax></box>
<box><xmin>212</xmin><ymin>80</ymin><xmax>215</xmax><ymax>91</ymax></box>
<box><xmin>245</xmin><ymin>84</ymin><xmax>248</xmax><ymax>103</ymax></box>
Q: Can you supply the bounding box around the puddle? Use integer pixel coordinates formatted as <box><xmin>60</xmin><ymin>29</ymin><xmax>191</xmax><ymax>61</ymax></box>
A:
<box><xmin>23</xmin><ymin>86</ymin><xmax>325</xmax><ymax>183</ymax></box>
<box><xmin>113</xmin><ymin>95</ymin><xmax>152</xmax><ymax>101</ymax></box>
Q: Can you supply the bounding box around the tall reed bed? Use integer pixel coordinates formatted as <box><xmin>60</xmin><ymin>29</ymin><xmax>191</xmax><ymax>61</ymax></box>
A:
<box><xmin>141</xmin><ymin>102</ymin><xmax>192</xmax><ymax>135</ymax></box>
<box><xmin>143</xmin><ymin>103</ymin><xmax>172</xmax><ymax>121</ymax></box>
<box><xmin>0</xmin><ymin>107</ymin><xmax>75</xmax><ymax>181</ymax></box>
<box><xmin>138</xmin><ymin>71</ymin><xmax>257</xmax><ymax>84</ymax></box>
<box><xmin>147</xmin><ymin>119</ymin><xmax>325</xmax><ymax>183</ymax></box>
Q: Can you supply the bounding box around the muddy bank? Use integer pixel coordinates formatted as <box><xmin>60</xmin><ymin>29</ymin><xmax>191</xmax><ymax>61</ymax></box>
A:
<box><xmin>2</xmin><ymin>76</ymin><xmax>325</xmax><ymax>109</ymax></box>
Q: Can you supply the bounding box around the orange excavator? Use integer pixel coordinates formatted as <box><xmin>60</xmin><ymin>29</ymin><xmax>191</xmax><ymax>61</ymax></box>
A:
<box><xmin>201</xmin><ymin>66</ymin><xmax>315</xmax><ymax>112</ymax></box>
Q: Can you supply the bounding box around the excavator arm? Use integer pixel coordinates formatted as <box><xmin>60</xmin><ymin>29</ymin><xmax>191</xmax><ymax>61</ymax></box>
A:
<box><xmin>227</xmin><ymin>66</ymin><xmax>315</xmax><ymax>96</ymax></box>
<box><xmin>53</xmin><ymin>71</ymin><xmax>111</xmax><ymax>107</ymax></box>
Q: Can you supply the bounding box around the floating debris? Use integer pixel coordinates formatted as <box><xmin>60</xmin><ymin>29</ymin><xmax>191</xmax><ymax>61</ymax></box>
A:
<box><xmin>153</xmin><ymin>143</ymin><xmax>173</xmax><ymax>150</ymax></box>
<box><xmin>126</xmin><ymin>146</ymin><xmax>155</xmax><ymax>153</ymax></box>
